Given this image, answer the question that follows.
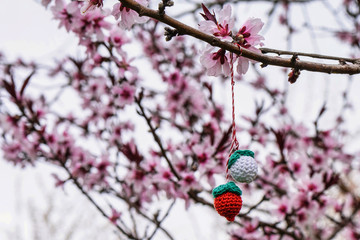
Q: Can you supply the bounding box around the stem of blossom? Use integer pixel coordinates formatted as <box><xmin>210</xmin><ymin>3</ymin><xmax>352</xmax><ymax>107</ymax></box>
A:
<box><xmin>119</xmin><ymin>0</ymin><xmax>360</xmax><ymax>74</ymax></box>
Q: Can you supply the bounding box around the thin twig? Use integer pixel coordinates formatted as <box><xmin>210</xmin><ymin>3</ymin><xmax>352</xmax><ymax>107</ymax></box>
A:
<box><xmin>60</xmin><ymin>163</ymin><xmax>135</xmax><ymax>239</ymax></box>
<box><xmin>147</xmin><ymin>200</ymin><xmax>176</xmax><ymax>240</ymax></box>
<box><xmin>260</xmin><ymin>47</ymin><xmax>358</xmax><ymax>64</ymax></box>
<box><xmin>135</xmin><ymin>97</ymin><xmax>181</xmax><ymax>180</ymax></box>
<box><xmin>239</xmin><ymin>194</ymin><xmax>268</xmax><ymax>216</ymax></box>
<box><xmin>110</xmin><ymin>188</ymin><xmax>175</xmax><ymax>240</ymax></box>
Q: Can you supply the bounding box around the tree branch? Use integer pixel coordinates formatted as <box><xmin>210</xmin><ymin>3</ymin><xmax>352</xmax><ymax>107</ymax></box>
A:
<box><xmin>135</xmin><ymin>96</ymin><xmax>181</xmax><ymax>180</ymax></box>
<box><xmin>260</xmin><ymin>47</ymin><xmax>358</xmax><ymax>64</ymax></box>
<box><xmin>120</xmin><ymin>0</ymin><xmax>360</xmax><ymax>75</ymax></box>
<box><xmin>60</xmin><ymin>162</ymin><xmax>136</xmax><ymax>239</ymax></box>
<box><xmin>110</xmin><ymin>187</ymin><xmax>175</xmax><ymax>240</ymax></box>
<box><xmin>147</xmin><ymin>200</ymin><xmax>176</xmax><ymax>240</ymax></box>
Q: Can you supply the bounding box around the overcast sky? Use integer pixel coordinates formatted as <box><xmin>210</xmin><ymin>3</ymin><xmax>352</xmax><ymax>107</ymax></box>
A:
<box><xmin>1</xmin><ymin>0</ymin><xmax>359</xmax><ymax>239</ymax></box>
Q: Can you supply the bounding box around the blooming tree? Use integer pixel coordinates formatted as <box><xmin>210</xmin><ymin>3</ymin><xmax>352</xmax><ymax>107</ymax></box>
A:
<box><xmin>1</xmin><ymin>0</ymin><xmax>360</xmax><ymax>239</ymax></box>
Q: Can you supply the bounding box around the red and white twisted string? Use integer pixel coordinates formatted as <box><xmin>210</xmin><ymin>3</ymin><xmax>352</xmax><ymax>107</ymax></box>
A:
<box><xmin>226</xmin><ymin>53</ymin><xmax>239</xmax><ymax>181</ymax></box>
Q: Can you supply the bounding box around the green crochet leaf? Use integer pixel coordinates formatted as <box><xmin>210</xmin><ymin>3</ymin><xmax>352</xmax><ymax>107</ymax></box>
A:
<box><xmin>227</xmin><ymin>150</ymin><xmax>255</xmax><ymax>169</ymax></box>
<box><xmin>212</xmin><ymin>181</ymin><xmax>242</xmax><ymax>198</ymax></box>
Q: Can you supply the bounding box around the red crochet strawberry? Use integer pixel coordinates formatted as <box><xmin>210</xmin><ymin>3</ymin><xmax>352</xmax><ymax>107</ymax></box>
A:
<box><xmin>212</xmin><ymin>181</ymin><xmax>242</xmax><ymax>221</ymax></box>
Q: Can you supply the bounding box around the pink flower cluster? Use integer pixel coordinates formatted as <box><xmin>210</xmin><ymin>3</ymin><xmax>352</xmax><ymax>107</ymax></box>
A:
<box><xmin>112</xmin><ymin>0</ymin><xmax>149</xmax><ymax>29</ymax></box>
<box><xmin>199</xmin><ymin>4</ymin><xmax>264</xmax><ymax>76</ymax></box>
<box><xmin>48</xmin><ymin>0</ymin><xmax>149</xmax><ymax>54</ymax></box>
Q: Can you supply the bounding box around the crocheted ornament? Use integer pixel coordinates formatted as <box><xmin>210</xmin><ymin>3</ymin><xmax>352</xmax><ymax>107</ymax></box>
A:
<box><xmin>212</xmin><ymin>182</ymin><xmax>242</xmax><ymax>221</ymax></box>
<box><xmin>228</xmin><ymin>150</ymin><xmax>258</xmax><ymax>183</ymax></box>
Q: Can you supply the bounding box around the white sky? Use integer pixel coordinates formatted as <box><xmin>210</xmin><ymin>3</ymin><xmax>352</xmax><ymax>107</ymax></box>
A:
<box><xmin>0</xmin><ymin>0</ymin><xmax>359</xmax><ymax>239</ymax></box>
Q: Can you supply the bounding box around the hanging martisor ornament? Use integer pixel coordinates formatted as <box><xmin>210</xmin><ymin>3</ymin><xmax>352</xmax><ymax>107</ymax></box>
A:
<box><xmin>212</xmin><ymin>181</ymin><xmax>242</xmax><ymax>221</ymax></box>
<box><xmin>228</xmin><ymin>150</ymin><xmax>258</xmax><ymax>183</ymax></box>
<box><xmin>212</xmin><ymin>54</ymin><xmax>258</xmax><ymax>221</ymax></box>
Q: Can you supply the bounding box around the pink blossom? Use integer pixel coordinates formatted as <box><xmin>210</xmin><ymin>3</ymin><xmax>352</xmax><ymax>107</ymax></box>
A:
<box><xmin>2</xmin><ymin>142</ymin><xmax>23</xmax><ymax>165</ymax></box>
<box><xmin>311</xmin><ymin>153</ymin><xmax>326</xmax><ymax>170</ymax></box>
<box><xmin>210</xmin><ymin>105</ymin><xmax>224</xmax><ymax>121</ymax></box>
<box><xmin>108</xmin><ymin>28</ymin><xmax>130</xmax><ymax>54</ymax></box>
<box><xmin>200</xmin><ymin>46</ymin><xmax>231</xmax><ymax>76</ymax></box>
<box><xmin>231</xmin><ymin>218</ymin><xmax>263</xmax><ymax>239</ymax></box>
<box><xmin>75</xmin><ymin>9</ymin><xmax>111</xmax><ymax>41</ymax></box>
<box><xmin>79</xmin><ymin>0</ymin><xmax>103</xmax><ymax>15</ymax></box>
<box><xmin>71</xmin><ymin>158</ymin><xmax>94</xmax><ymax>178</ymax></box>
<box><xmin>109</xmin><ymin>209</ymin><xmax>121</xmax><ymax>224</ymax></box>
<box><xmin>272</xmin><ymin>196</ymin><xmax>292</xmax><ymax>218</ymax></box>
<box><xmin>235</xmin><ymin>18</ymin><xmax>265</xmax><ymax>47</ymax></box>
<box><xmin>234</xmin><ymin>18</ymin><xmax>264</xmax><ymax>75</ymax></box>
<box><xmin>296</xmin><ymin>210</ymin><xmax>308</xmax><ymax>225</ymax></box>
<box><xmin>111</xmin><ymin>0</ymin><xmax>149</xmax><ymax>29</ymax></box>
<box><xmin>336</xmin><ymin>31</ymin><xmax>355</xmax><ymax>45</ymax></box>
<box><xmin>192</xmin><ymin>141</ymin><xmax>213</xmax><ymax>166</ymax></box>
<box><xmin>51</xmin><ymin>0</ymin><xmax>81</xmax><ymax>32</ymax></box>
<box><xmin>294</xmin><ymin>192</ymin><xmax>315</xmax><ymax>210</ymax></box>
<box><xmin>298</xmin><ymin>173</ymin><xmax>324</xmax><ymax>194</ymax></box>
<box><xmin>199</xmin><ymin>6</ymin><xmax>264</xmax><ymax>76</ymax></box>
<box><xmin>164</xmin><ymin>78</ymin><xmax>207</xmax><ymax>122</ymax></box>
<box><xmin>112</xmin><ymin>82</ymin><xmax>136</xmax><ymax>106</ymax></box>
<box><xmin>342</xmin><ymin>227</ymin><xmax>360</xmax><ymax>240</ymax></box>
<box><xmin>171</xmin><ymin>154</ymin><xmax>187</xmax><ymax>172</ymax></box>
<box><xmin>251</xmin><ymin>76</ymin><xmax>266</xmax><ymax>89</ymax></box>
<box><xmin>198</xmin><ymin>161</ymin><xmax>223</xmax><ymax>187</ymax></box>
<box><xmin>115</xmin><ymin>53</ymin><xmax>139</xmax><ymax>78</ymax></box>
<box><xmin>126</xmin><ymin>168</ymin><xmax>147</xmax><ymax>193</ymax></box>
<box><xmin>83</xmin><ymin>53</ymin><xmax>103</xmax><ymax>72</ymax></box>
<box><xmin>164</xmin><ymin>70</ymin><xmax>185</xmax><ymax>87</ymax></box>
<box><xmin>96</xmin><ymin>155</ymin><xmax>112</xmax><ymax>174</ymax></box>
<box><xmin>288</xmin><ymin>156</ymin><xmax>309</xmax><ymax>177</ymax></box>
<box><xmin>236</xmin><ymin>56</ymin><xmax>250</xmax><ymax>75</ymax></box>
<box><xmin>199</xmin><ymin>4</ymin><xmax>234</xmax><ymax>76</ymax></box>
<box><xmin>152</xmin><ymin>168</ymin><xmax>177</xmax><ymax>198</ymax></box>
<box><xmin>179</xmin><ymin>173</ymin><xmax>201</xmax><ymax>192</ymax></box>
<box><xmin>199</xmin><ymin>4</ymin><xmax>234</xmax><ymax>41</ymax></box>
<box><xmin>51</xmin><ymin>173</ymin><xmax>66</xmax><ymax>189</ymax></box>
<box><xmin>109</xmin><ymin>121</ymin><xmax>134</xmax><ymax>146</ymax></box>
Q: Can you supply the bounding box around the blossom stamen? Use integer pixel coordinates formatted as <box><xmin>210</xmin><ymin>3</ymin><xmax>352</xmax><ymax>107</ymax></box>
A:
<box><xmin>212</xmin><ymin>49</ymin><xmax>227</xmax><ymax>64</ymax></box>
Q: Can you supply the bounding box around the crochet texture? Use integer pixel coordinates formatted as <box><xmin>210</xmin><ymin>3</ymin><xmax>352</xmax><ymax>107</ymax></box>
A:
<box><xmin>228</xmin><ymin>150</ymin><xmax>258</xmax><ymax>183</ymax></box>
<box><xmin>214</xmin><ymin>192</ymin><xmax>242</xmax><ymax>221</ymax></box>
<box><xmin>213</xmin><ymin>182</ymin><xmax>242</xmax><ymax>221</ymax></box>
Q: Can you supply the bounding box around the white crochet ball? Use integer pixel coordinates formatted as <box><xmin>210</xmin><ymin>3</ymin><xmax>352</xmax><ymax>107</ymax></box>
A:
<box><xmin>229</xmin><ymin>155</ymin><xmax>258</xmax><ymax>183</ymax></box>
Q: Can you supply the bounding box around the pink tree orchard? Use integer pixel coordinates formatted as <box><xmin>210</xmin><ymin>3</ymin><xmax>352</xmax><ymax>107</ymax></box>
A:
<box><xmin>1</xmin><ymin>0</ymin><xmax>360</xmax><ymax>239</ymax></box>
